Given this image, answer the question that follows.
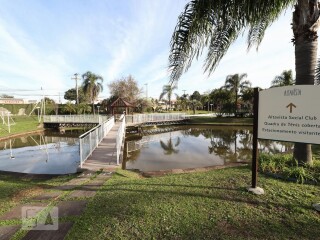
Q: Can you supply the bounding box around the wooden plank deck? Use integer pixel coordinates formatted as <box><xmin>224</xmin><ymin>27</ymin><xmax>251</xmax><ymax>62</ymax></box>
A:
<box><xmin>81</xmin><ymin>122</ymin><xmax>121</xmax><ymax>171</ymax></box>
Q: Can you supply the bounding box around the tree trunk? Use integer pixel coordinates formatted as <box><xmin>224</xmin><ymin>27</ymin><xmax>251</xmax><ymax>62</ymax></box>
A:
<box><xmin>292</xmin><ymin>0</ymin><xmax>320</xmax><ymax>165</ymax></box>
<box><xmin>235</xmin><ymin>88</ymin><xmax>238</xmax><ymax>115</ymax></box>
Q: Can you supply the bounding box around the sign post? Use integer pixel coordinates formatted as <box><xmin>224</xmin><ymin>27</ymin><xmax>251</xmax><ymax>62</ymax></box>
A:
<box><xmin>251</xmin><ymin>88</ymin><xmax>259</xmax><ymax>188</ymax></box>
<box><xmin>248</xmin><ymin>88</ymin><xmax>264</xmax><ymax>195</ymax></box>
<box><xmin>249</xmin><ymin>85</ymin><xmax>320</xmax><ymax>195</ymax></box>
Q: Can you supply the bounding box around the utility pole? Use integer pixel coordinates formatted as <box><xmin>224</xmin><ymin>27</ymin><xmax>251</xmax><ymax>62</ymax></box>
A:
<box><xmin>144</xmin><ymin>83</ymin><xmax>148</xmax><ymax>99</ymax></box>
<box><xmin>183</xmin><ymin>90</ymin><xmax>186</xmax><ymax>96</ymax></box>
<box><xmin>71</xmin><ymin>73</ymin><xmax>80</xmax><ymax>105</ymax></box>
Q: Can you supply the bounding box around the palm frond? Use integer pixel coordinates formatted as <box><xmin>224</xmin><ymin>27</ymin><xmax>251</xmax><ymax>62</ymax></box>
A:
<box><xmin>169</xmin><ymin>0</ymin><xmax>296</xmax><ymax>83</ymax></box>
<box><xmin>160</xmin><ymin>140</ymin><xmax>170</xmax><ymax>151</ymax></box>
<box><xmin>315</xmin><ymin>58</ymin><xmax>320</xmax><ymax>84</ymax></box>
<box><xmin>175</xmin><ymin>137</ymin><xmax>181</xmax><ymax>147</ymax></box>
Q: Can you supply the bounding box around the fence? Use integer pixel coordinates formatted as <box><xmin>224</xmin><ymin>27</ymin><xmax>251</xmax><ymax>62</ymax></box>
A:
<box><xmin>116</xmin><ymin>114</ymin><xmax>126</xmax><ymax>165</ymax></box>
<box><xmin>126</xmin><ymin>113</ymin><xmax>186</xmax><ymax>124</ymax></box>
<box><xmin>43</xmin><ymin>115</ymin><xmax>109</xmax><ymax>124</ymax></box>
<box><xmin>79</xmin><ymin>116</ymin><xmax>114</xmax><ymax>167</ymax></box>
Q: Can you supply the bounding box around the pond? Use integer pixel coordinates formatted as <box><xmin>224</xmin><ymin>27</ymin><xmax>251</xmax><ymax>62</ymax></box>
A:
<box><xmin>124</xmin><ymin>125</ymin><xmax>293</xmax><ymax>172</ymax></box>
<box><xmin>0</xmin><ymin>129</ymin><xmax>88</xmax><ymax>175</ymax></box>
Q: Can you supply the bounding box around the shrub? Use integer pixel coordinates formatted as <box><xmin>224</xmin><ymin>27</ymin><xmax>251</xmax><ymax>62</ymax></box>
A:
<box><xmin>259</xmin><ymin>153</ymin><xmax>320</xmax><ymax>184</ymax></box>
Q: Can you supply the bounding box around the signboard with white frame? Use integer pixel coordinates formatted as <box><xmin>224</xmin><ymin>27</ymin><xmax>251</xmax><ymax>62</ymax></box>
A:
<box><xmin>249</xmin><ymin>85</ymin><xmax>320</xmax><ymax>193</ymax></box>
<box><xmin>258</xmin><ymin>85</ymin><xmax>320</xmax><ymax>144</ymax></box>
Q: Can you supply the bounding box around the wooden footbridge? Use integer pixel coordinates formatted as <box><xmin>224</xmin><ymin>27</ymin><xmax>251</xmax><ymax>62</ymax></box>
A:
<box><xmin>126</xmin><ymin>113</ymin><xmax>188</xmax><ymax>126</ymax></box>
<box><xmin>43</xmin><ymin>115</ymin><xmax>109</xmax><ymax>129</ymax></box>
<box><xmin>43</xmin><ymin>113</ymin><xmax>187</xmax><ymax>171</ymax></box>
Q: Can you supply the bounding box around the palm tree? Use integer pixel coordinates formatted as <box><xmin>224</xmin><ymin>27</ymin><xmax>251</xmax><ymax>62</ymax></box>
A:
<box><xmin>224</xmin><ymin>73</ymin><xmax>251</xmax><ymax>114</ymax></box>
<box><xmin>271</xmin><ymin>70</ymin><xmax>295</xmax><ymax>87</ymax></box>
<box><xmin>189</xmin><ymin>99</ymin><xmax>202</xmax><ymax>114</ymax></box>
<box><xmin>63</xmin><ymin>101</ymin><xmax>76</xmax><ymax>115</ymax></box>
<box><xmin>159</xmin><ymin>84</ymin><xmax>178</xmax><ymax>112</ymax></box>
<box><xmin>82</xmin><ymin>71</ymin><xmax>103</xmax><ymax>115</ymax></box>
<box><xmin>169</xmin><ymin>0</ymin><xmax>318</xmax><ymax>165</ymax></box>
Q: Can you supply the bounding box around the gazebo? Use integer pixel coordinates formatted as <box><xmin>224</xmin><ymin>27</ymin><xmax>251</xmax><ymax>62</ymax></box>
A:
<box><xmin>110</xmin><ymin>97</ymin><xmax>134</xmax><ymax>115</ymax></box>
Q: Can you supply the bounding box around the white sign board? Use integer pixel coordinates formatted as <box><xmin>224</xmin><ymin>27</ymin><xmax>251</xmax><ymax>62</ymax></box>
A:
<box><xmin>258</xmin><ymin>85</ymin><xmax>320</xmax><ymax>144</ymax></box>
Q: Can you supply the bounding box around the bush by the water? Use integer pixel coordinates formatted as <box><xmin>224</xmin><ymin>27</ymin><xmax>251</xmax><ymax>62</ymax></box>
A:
<box><xmin>259</xmin><ymin>153</ymin><xmax>320</xmax><ymax>184</ymax></box>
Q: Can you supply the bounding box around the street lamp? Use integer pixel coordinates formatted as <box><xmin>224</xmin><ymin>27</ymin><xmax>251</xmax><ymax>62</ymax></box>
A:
<box><xmin>72</xmin><ymin>73</ymin><xmax>80</xmax><ymax>105</ymax></box>
<box><xmin>210</xmin><ymin>104</ymin><xmax>213</xmax><ymax>113</ymax></box>
<box><xmin>36</xmin><ymin>107</ymin><xmax>40</xmax><ymax>123</ymax></box>
<box><xmin>97</xmin><ymin>106</ymin><xmax>100</xmax><ymax>115</ymax></box>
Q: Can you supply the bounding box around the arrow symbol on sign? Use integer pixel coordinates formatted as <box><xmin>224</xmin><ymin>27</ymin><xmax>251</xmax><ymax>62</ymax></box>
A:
<box><xmin>286</xmin><ymin>103</ymin><xmax>296</xmax><ymax>113</ymax></box>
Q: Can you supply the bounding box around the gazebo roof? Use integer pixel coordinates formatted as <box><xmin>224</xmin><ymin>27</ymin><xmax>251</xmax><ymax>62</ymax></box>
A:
<box><xmin>110</xmin><ymin>97</ymin><xmax>134</xmax><ymax>108</ymax></box>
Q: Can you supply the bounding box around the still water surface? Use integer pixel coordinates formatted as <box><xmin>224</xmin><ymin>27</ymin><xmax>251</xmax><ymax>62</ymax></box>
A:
<box><xmin>0</xmin><ymin>129</ymin><xmax>87</xmax><ymax>174</ymax></box>
<box><xmin>0</xmin><ymin>126</ymin><xmax>294</xmax><ymax>175</ymax></box>
<box><xmin>124</xmin><ymin>125</ymin><xmax>293</xmax><ymax>172</ymax></box>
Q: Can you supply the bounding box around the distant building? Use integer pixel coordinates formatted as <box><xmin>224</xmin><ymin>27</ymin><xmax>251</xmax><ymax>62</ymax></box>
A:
<box><xmin>0</xmin><ymin>98</ymin><xmax>37</xmax><ymax>104</ymax></box>
<box><xmin>0</xmin><ymin>98</ymin><xmax>24</xmax><ymax>104</ymax></box>
<box><xmin>158</xmin><ymin>100</ymin><xmax>177</xmax><ymax>111</ymax></box>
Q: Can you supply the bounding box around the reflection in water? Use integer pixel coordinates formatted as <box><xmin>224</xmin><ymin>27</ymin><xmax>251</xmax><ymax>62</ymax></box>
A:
<box><xmin>124</xmin><ymin>125</ymin><xmax>293</xmax><ymax>172</ymax></box>
<box><xmin>0</xmin><ymin>129</ymin><xmax>88</xmax><ymax>174</ymax></box>
<box><xmin>160</xmin><ymin>135</ymin><xmax>181</xmax><ymax>155</ymax></box>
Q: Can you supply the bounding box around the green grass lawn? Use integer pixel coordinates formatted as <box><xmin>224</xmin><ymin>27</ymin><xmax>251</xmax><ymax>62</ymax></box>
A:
<box><xmin>189</xmin><ymin>116</ymin><xmax>253</xmax><ymax>125</ymax></box>
<box><xmin>66</xmin><ymin>167</ymin><xmax>320</xmax><ymax>240</ymax></box>
<box><xmin>0</xmin><ymin>167</ymin><xmax>318</xmax><ymax>239</ymax></box>
<box><xmin>157</xmin><ymin>110</ymin><xmax>212</xmax><ymax>115</ymax></box>
<box><xmin>0</xmin><ymin>116</ymin><xmax>41</xmax><ymax>138</ymax></box>
<box><xmin>0</xmin><ymin>173</ymin><xmax>75</xmax><ymax>221</ymax></box>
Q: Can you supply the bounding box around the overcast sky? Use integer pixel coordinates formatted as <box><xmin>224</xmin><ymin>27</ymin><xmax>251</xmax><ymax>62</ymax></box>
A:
<box><xmin>0</xmin><ymin>0</ymin><xmax>297</xmax><ymax>102</ymax></box>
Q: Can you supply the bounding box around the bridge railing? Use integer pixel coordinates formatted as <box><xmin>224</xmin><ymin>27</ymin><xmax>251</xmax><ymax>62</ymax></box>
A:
<box><xmin>79</xmin><ymin>116</ymin><xmax>115</xmax><ymax>167</ymax></box>
<box><xmin>126</xmin><ymin>113</ymin><xmax>187</xmax><ymax>124</ymax></box>
<box><xmin>43</xmin><ymin>115</ymin><xmax>109</xmax><ymax>124</ymax></box>
<box><xmin>116</xmin><ymin>114</ymin><xmax>126</xmax><ymax>165</ymax></box>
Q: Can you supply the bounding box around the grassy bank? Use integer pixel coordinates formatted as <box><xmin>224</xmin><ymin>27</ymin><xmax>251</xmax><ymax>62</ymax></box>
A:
<box><xmin>66</xmin><ymin>167</ymin><xmax>320</xmax><ymax>239</ymax></box>
<box><xmin>188</xmin><ymin>116</ymin><xmax>253</xmax><ymax>125</ymax></box>
<box><xmin>0</xmin><ymin>116</ymin><xmax>41</xmax><ymax>138</ymax></box>
<box><xmin>0</xmin><ymin>173</ymin><xmax>75</xmax><ymax>219</ymax></box>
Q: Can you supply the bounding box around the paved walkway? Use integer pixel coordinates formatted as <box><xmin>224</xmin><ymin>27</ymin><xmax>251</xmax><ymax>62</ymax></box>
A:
<box><xmin>82</xmin><ymin>122</ymin><xmax>122</xmax><ymax>171</ymax></box>
<box><xmin>0</xmin><ymin>170</ymin><xmax>113</xmax><ymax>240</ymax></box>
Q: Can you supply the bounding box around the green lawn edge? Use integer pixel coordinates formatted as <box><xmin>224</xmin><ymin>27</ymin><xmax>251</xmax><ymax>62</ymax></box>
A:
<box><xmin>65</xmin><ymin>167</ymin><xmax>320</xmax><ymax>240</ymax></box>
<box><xmin>0</xmin><ymin>116</ymin><xmax>43</xmax><ymax>139</ymax></box>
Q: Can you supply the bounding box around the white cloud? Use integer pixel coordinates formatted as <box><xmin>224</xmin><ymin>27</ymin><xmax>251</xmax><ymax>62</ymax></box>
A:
<box><xmin>0</xmin><ymin>1</ymin><xmax>309</xmax><ymax>103</ymax></box>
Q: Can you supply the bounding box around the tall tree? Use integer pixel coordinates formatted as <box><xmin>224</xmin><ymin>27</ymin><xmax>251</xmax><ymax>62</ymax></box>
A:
<box><xmin>64</xmin><ymin>87</ymin><xmax>87</xmax><ymax>103</ymax></box>
<box><xmin>190</xmin><ymin>90</ymin><xmax>201</xmax><ymax>101</ymax></box>
<box><xmin>241</xmin><ymin>87</ymin><xmax>255</xmax><ymax>114</ymax></box>
<box><xmin>0</xmin><ymin>94</ymin><xmax>13</xmax><ymax>98</ymax></box>
<box><xmin>189</xmin><ymin>99</ymin><xmax>202</xmax><ymax>114</ymax></box>
<box><xmin>107</xmin><ymin>75</ymin><xmax>142</xmax><ymax>104</ymax></box>
<box><xmin>200</xmin><ymin>93</ymin><xmax>210</xmax><ymax>111</ymax></box>
<box><xmin>224</xmin><ymin>73</ymin><xmax>251</xmax><ymax>114</ymax></box>
<box><xmin>271</xmin><ymin>70</ymin><xmax>295</xmax><ymax>87</ymax></box>
<box><xmin>175</xmin><ymin>94</ymin><xmax>188</xmax><ymax>111</ymax></box>
<box><xmin>81</xmin><ymin>71</ymin><xmax>103</xmax><ymax>115</ymax></box>
<box><xmin>159</xmin><ymin>84</ymin><xmax>178</xmax><ymax>112</ymax></box>
<box><xmin>169</xmin><ymin>0</ymin><xmax>319</xmax><ymax>165</ymax></box>
<box><xmin>210</xmin><ymin>88</ymin><xmax>234</xmax><ymax>114</ymax></box>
